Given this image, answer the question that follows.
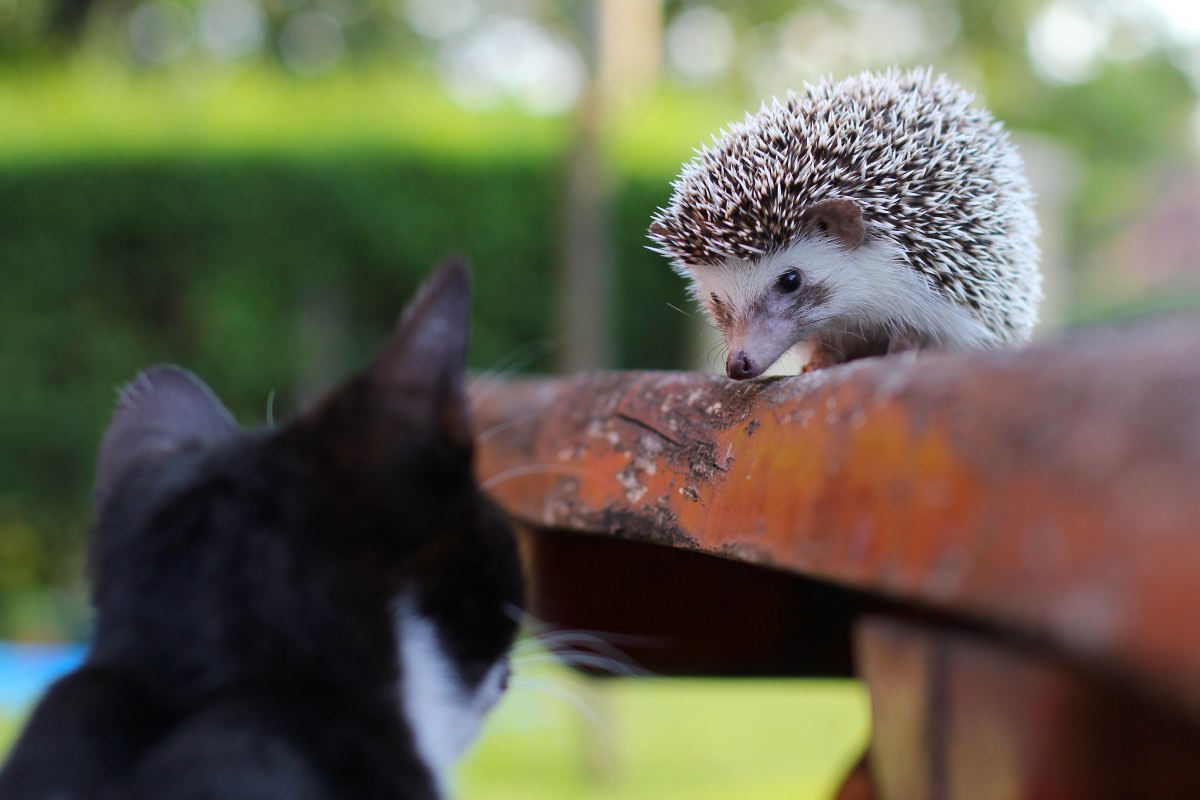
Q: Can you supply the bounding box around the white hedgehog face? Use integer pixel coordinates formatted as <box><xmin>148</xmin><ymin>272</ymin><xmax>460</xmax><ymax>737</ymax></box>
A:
<box><xmin>689</xmin><ymin>237</ymin><xmax>875</xmax><ymax>379</ymax></box>
<box><xmin>688</xmin><ymin>208</ymin><xmax>993</xmax><ymax>380</ymax></box>
<box><xmin>684</xmin><ymin>197</ymin><xmax>878</xmax><ymax>379</ymax></box>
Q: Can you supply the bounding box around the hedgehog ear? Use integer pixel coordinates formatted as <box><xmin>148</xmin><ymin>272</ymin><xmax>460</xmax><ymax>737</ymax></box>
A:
<box><xmin>803</xmin><ymin>198</ymin><xmax>864</xmax><ymax>250</ymax></box>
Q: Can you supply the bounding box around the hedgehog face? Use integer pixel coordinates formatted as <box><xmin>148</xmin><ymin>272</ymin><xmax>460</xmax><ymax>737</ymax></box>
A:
<box><xmin>691</xmin><ymin>237</ymin><xmax>852</xmax><ymax>379</ymax></box>
<box><xmin>684</xmin><ymin>198</ymin><xmax>875</xmax><ymax>379</ymax></box>
<box><xmin>692</xmin><ymin>227</ymin><xmax>996</xmax><ymax>379</ymax></box>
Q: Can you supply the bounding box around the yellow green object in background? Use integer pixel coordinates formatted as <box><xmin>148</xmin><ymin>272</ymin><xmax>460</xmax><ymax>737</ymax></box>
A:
<box><xmin>458</xmin><ymin>676</ymin><xmax>870</xmax><ymax>800</ymax></box>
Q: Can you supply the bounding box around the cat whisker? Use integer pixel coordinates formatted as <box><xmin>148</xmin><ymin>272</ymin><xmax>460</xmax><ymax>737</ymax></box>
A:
<box><xmin>514</xmin><ymin>651</ymin><xmax>651</xmax><ymax>678</ymax></box>
<box><xmin>536</xmin><ymin>642</ymin><xmax>654</xmax><ymax>678</ymax></box>
<box><xmin>510</xmin><ymin>623</ymin><xmax>660</xmax><ymax>679</ymax></box>
<box><xmin>474</xmin><ymin>412</ymin><xmax>541</xmax><ymax>446</ymax></box>
<box><xmin>510</xmin><ymin>610</ymin><xmax>667</xmax><ymax>650</ymax></box>
<box><xmin>468</xmin><ymin>339</ymin><xmax>558</xmax><ymax>412</ymax></box>
<box><xmin>522</xmin><ymin>628</ymin><xmax>665</xmax><ymax>652</ymax></box>
<box><xmin>509</xmin><ymin>677</ymin><xmax>616</xmax><ymax>739</ymax></box>
<box><xmin>474</xmin><ymin>339</ymin><xmax>554</xmax><ymax>383</ymax></box>
<box><xmin>481</xmin><ymin>464</ymin><xmax>586</xmax><ymax>492</ymax></box>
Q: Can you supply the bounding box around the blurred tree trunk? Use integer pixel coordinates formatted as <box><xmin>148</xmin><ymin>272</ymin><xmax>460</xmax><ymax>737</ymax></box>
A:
<box><xmin>557</xmin><ymin>0</ymin><xmax>662</xmax><ymax>373</ymax></box>
<box><xmin>559</xmin><ymin>91</ymin><xmax>615</xmax><ymax>373</ymax></box>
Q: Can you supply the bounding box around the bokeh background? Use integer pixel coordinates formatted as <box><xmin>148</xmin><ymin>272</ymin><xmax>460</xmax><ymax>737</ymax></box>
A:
<box><xmin>2</xmin><ymin>0</ymin><xmax>1200</xmax><ymax>797</ymax></box>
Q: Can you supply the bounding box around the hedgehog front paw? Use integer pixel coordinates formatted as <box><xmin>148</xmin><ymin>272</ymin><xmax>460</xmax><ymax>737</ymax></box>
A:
<box><xmin>801</xmin><ymin>336</ymin><xmax>848</xmax><ymax>372</ymax></box>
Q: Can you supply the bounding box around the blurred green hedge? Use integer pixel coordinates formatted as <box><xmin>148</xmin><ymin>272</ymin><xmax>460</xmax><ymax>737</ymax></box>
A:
<box><xmin>0</xmin><ymin>152</ymin><xmax>690</xmax><ymax>635</ymax></box>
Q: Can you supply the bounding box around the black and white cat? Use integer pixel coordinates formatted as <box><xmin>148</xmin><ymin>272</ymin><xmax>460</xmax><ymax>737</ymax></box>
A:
<box><xmin>0</xmin><ymin>257</ymin><xmax>525</xmax><ymax>799</ymax></box>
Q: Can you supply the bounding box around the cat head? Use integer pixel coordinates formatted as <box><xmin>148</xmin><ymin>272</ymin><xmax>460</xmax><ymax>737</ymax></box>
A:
<box><xmin>91</xmin><ymin>257</ymin><xmax>524</xmax><ymax>787</ymax></box>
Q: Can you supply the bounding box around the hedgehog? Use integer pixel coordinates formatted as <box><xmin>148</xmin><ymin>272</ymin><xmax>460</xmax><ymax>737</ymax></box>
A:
<box><xmin>648</xmin><ymin>68</ymin><xmax>1041</xmax><ymax>380</ymax></box>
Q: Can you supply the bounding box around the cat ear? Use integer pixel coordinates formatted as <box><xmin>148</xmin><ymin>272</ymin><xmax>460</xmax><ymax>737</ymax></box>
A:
<box><xmin>366</xmin><ymin>255</ymin><xmax>473</xmax><ymax>448</ymax></box>
<box><xmin>95</xmin><ymin>366</ymin><xmax>239</xmax><ymax>509</ymax></box>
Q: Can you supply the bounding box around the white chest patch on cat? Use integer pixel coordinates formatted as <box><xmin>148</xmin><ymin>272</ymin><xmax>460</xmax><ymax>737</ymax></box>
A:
<box><xmin>395</xmin><ymin>597</ymin><xmax>509</xmax><ymax>795</ymax></box>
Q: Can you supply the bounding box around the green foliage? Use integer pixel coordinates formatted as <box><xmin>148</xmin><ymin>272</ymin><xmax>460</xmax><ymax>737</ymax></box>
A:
<box><xmin>0</xmin><ymin>65</ymin><xmax>569</xmax><ymax>161</ymax></box>
<box><xmin>0</xmin><ymin>151</ymin><xmax>691</xmax><ymax>636</ymax></box>
<box><xmin>0</xmin><ymin>65</ymin><xmax>705</xmax><ymax>638</ymax></box>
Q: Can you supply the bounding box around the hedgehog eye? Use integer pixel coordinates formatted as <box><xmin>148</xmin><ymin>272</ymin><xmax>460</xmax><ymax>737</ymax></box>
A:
<box><xmin>775</xmin><ymin>270</ymin><xmax>802</xmax><ymax>294</ymax></box>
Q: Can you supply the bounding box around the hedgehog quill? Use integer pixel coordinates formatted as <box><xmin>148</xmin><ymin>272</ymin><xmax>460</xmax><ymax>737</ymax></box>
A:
<box><xmin>649</xmin><ymin>69</ymin><xmax>1041</xmax><ymax>380</ymax></box>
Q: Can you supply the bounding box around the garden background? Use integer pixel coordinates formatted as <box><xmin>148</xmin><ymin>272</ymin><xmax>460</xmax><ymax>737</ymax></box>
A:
<box><xmin>2</xmin><ymin>0</ymin><xmax>1199</xmax><ymax>797</ymax></box>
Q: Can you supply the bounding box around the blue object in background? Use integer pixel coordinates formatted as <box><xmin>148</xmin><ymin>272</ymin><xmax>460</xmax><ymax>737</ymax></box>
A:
<box><xmin>0</xmin><ymin>642</ymin><xmax>86</xmax><ymax>708</ymax></box>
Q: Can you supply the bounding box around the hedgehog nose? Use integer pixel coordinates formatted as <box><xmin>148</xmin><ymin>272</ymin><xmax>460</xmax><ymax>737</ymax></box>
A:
<box><xmin>726</xmin><ymin>351</ymin><xmax>760</xmax><ymax>380</ymax></box>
